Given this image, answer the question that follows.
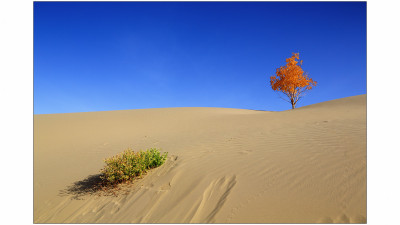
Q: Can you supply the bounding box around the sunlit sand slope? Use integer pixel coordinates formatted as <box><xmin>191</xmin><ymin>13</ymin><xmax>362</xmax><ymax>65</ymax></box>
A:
<box><xmin>34</xmin><ymin>94</ymin><xmax>366</xmax><ymax>223</ymax></box>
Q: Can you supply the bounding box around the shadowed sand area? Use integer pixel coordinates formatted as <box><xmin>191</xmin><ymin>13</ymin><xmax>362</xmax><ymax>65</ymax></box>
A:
<box><xmin>34</xmin><ymin>95</ymin><xmax>366</xmax><ymax>223</ymax></box>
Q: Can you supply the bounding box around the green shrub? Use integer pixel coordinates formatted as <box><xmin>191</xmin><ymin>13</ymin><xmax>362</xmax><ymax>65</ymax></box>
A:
<box><xmin>100</xmin><ymin>148</ymin><xmax>168</xmax><ymax>185</ymax></box>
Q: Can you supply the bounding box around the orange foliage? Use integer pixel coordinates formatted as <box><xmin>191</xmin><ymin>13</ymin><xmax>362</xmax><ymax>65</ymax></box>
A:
<box><xmin>270</xmin><ymin>53</ymin><xmax>317</xmax><ymax>109</ymax></box>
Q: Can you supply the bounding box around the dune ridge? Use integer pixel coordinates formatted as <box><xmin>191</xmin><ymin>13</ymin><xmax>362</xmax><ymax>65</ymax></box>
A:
<box><xmin>34</xmin><ymin>94</ymin><xmax>366</xmax><ymax>223</ymax></box>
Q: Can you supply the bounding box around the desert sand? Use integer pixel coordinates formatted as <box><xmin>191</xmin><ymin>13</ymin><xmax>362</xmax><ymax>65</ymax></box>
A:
<box><xmin>33</xmin><ymin>94</ymin><xmax>366</xmax><ymax>223</ymax></box>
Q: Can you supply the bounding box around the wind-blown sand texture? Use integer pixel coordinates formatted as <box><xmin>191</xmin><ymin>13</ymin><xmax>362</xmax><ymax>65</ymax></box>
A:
<box><xmin>34</xmin><ymin>95</ymin><xmax>366</xmax><ymax>223</ymax></box>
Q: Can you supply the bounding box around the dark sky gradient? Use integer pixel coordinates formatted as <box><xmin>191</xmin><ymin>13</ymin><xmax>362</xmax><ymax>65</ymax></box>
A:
<box><xmin>34</xmin><ymin>2</ymin><xmax>366</xmax><ymax>114</ymax></box>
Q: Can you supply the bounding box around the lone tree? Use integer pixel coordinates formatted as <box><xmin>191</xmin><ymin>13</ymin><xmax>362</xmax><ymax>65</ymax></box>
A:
<box><xmin>270</xmin><ymin>53</ymin><xmax>317</xmax><ymax>109</ymax></box>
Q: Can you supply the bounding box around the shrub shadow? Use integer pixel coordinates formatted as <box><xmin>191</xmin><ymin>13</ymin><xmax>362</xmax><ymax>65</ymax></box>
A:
<box><xmin>59</xmin><ymin>174</ymin><xmax>105</xmax><ymax>200</ymax></box>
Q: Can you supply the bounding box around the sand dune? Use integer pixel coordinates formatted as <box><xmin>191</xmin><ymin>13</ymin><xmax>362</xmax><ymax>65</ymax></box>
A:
<box><xmin>34</xmin><ymin>95</ymin><xmax>366</xmax><ymax>223</ymax></box>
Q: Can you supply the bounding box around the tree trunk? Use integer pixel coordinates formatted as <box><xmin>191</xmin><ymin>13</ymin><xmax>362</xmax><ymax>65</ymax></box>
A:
<box><xmin>291</xmin><ymin>100</ymin><xmax>296</xmax><ymax>109</ymax></box>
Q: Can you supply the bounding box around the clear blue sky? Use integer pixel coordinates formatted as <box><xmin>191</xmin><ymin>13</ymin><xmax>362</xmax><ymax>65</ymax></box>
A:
<box><xmin>34</xmin><ymin>1</ymin><xmax>366</xmax><ymax>114</ymax></box>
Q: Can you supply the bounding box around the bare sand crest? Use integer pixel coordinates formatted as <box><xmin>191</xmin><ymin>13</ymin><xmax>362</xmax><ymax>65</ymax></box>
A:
<box><xmin>34</xmin><ymin>94</ymin><xmax>366</xmax><ymax>223</ymax></box>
